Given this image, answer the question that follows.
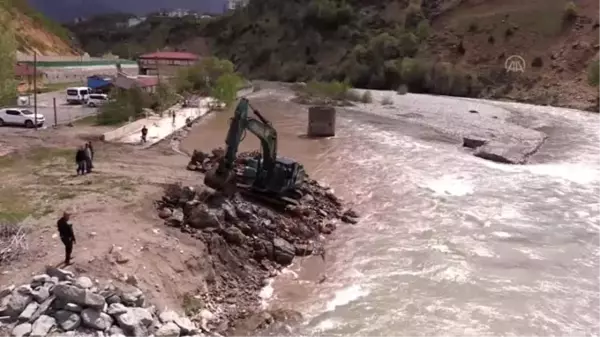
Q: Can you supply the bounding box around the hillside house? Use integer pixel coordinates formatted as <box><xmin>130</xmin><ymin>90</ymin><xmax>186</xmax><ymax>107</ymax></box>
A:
<box><xmin>15</xmin><ymin>63</ymin><xmax>45</xmax><ymax>94</ymax></box>
<box><xmin>137</xmin><ymin>51</ymin><xmax>200</xmax><ymax>76</ymax></box>
<box><xmin>114</xmin><ymin>74</ymin><xmax>159</xmax><ymax>93</ymax></box>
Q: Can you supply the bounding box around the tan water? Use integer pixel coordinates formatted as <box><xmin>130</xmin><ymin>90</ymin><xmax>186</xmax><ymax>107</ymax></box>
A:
<box><xmin>181</xmin><ymin>91</ymin><xmax>600</xmax><ymax>336</ymax></box>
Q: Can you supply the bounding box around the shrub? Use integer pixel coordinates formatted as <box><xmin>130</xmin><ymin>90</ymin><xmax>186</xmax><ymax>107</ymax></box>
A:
<box><xmin>360</xmin><ymin>90</ymin><xmax>373</xmax><ymax>103</ymax></box>
<box><xmin>563</xmin><ymin>2</ymin><xmax>578</xmax><ymax>21</ymax></box>
<box><xmin>0</xmin><ymin>223</ymin><xmax>28</xmax><ymax>264</ymax></box>
<box><xmin>398</xmin><ymin>32</ymin><xmax>419</xmax><ymax>58</ymax></box>
<box><xmin>531</xmin><ymin>57</ymin><xmax>543</xmax><ymax>68</ymax></box>
<box><xmin>400</xmin><ymin>57</ymin><xmax>430</xmax><ymax>91</ymax></box>
<box><xmin>345</xmin><ymin>89</ymin><xmax>362</xmax><ymax>101</ymax></box>
<box><xmin>381</xmin><ymin>96</ymin><xmax>393</xmax><ymax>105</ymax></box>
<box><xmin>416</xmin><ymin>20</ymin><xmax>430</xmax><ymax>41</ymax></box>
<box><xmin>304</xmin><ymin>80</ymin><xmax>351</xmax><ymax>100</ymax></box>
<box><xmin>588</xmin><ymin>61</ymin><xmax>599</xmax><ymax>86</ymax></box>
<box><xmin>404</xmin><ymin>4</ymin><xmax>424</xmax><ymax>30</ymax></box>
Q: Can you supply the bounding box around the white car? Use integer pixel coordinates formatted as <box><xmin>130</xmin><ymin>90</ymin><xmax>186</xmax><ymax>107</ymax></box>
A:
<box><xmin>87</xmin><ymin>93</ymin><xmax>109</xmax><ymax>107</ymax></box>
<box><xmin>0</xmin><ymin>108</ymin><xmax>45</xmax><ymax>128</ymax></box>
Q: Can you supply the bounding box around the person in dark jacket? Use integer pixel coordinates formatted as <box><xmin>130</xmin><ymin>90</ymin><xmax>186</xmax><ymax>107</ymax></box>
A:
<box><xmin>57</xmin><ymin>211</ymin><xmax>76</xmax><ymax>265</ymax></box>
<box><xmin>141</xmin><ymin>126</ymin><xmax>148</xmax><ymax>143</ymax></box>
<box><xmin>75</xmin><ymin>146</ymin><xmax>87</xmax><ymax>175</ymax></box>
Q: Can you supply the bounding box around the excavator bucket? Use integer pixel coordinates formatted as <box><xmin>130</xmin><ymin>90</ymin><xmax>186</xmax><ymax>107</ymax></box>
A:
<box><xmin>204</xmin><ymin>167</ymin><xmax>237</xmax><ymax>196</ymax></box>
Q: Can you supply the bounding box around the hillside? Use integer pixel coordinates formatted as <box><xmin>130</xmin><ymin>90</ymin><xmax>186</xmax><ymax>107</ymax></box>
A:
<box><xmin>0</xmin><ymin>0</ymin><xmax>77</xmax><ymax>55</ymax></box>
<box><xmin>67</xmin><ymin>0</ymin><xmax>599</xmax><ymax>110</ymax></box>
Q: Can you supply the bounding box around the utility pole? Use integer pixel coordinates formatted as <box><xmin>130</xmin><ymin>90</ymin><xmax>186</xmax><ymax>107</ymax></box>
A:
<box><xmin>33</xmin><ymin>51</ymin><xmax>38</xmax><ymax>130</ymax></box>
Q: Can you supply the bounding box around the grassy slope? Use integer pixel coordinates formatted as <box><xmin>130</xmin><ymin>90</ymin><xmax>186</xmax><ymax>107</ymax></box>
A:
<box><xmin>0</xmin><ymin>0</ymin><xmax>77</xmax><ymax>55</ymax></box>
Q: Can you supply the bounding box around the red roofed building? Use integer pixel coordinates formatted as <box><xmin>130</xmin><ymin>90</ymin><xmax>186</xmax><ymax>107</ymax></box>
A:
<box><xmin>137</xmin><ymin>51</ymin><xmax>200</xmax><ymax>75</ymax></box>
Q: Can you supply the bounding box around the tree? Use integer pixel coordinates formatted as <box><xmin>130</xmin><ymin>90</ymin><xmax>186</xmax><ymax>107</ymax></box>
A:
<box><xmin>174</xmin><ymin>57</ymin><xmax>245</xmax><ymax>106</ymax></box>
<box><xmin>0</xmin><ymin>16</ymin><xmax>16</xmax><ymax>106</ymax></box>
<box><xmin>210</xmin><ymin>73</ymin><xmax>243</xmax><ymax>106</ymax></box>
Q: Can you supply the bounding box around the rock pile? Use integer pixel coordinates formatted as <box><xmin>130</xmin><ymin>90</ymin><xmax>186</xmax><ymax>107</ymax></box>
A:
<box><xmin>0</xmin><ymin>267</ymin><xmax>206</xmax><ymax>337</ymax></box>
<box><xmin>158</xmin><ymin>149</ymin><xmax>359</xmax><ymax>333</ymax></box>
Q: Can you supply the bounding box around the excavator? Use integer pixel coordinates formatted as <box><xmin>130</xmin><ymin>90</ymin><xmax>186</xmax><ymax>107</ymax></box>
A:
<box><xmin>204</xmin><ymin>98</ymin><xmax>306</xmax><ymax>207</ymax></box>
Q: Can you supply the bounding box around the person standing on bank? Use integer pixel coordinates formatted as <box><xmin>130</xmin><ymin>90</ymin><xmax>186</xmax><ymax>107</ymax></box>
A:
<box><xmin>75</xmin><ymin>146</ymin><xmax>87</xmax><ymax>175</ymax></box>
<box><xmin>57</xmin><ymin>211</ymin><xmax>76</xmax><ymax>265</ymax></box>
<box><xmin>141</xmin><ymin>126</ymin><xmax>148</xmax><ymax>143</ymax></box>
<box><xmin>84</xmin><ymin>143</ymin><xmax>93</xmax><ymax>174</ymax></box>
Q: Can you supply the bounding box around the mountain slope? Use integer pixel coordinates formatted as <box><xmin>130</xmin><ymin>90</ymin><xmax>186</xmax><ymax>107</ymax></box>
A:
<box><xmin>28</xmin><ymin>0</ymin><xmax>226</xmax><ymax>22</ymax></box>
<box><xmin>202</xmin><ymin>0</ymin><xmax>598</xmax><ymax>110</ymax></box>
<box><xmin>1</xmin><ymin>0</ymin><xmax>77</xmax><ymax>55</ymax></box>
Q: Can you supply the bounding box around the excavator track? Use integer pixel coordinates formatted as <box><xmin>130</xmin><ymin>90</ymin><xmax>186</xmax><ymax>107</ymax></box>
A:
<box><xmin>235</xmin><ymin>182</ymin><xmax>301</xmax><ymax>209</ymax></box>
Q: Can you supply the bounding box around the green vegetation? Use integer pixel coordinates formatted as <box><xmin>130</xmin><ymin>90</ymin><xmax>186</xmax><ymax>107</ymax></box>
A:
<box><xmin>174</xmin><ymin>57</ymin><xmax>244</xmax><ymax>105</ymax></box>
<box><xmin>97</xmin><ymin>87</ymin><xmax>149</xmax><ymax>125</ymax></box>
<box><xmin>563</xmin><ymin>1</ymin><xmax>578</xmax><ymax>21</ymax></box>
<box><xmin>588</xmin><ymin>61</ymin><xmax>599</xmax><ymax>87</ymax></box>
<box><xmin>0</xmin><ymin>14</ymin><xmax>17</xmax><ymax>106</ymax></box>
<box><xmin>182</xmin><ymin>293</ymin><xmax>204</xmax><ymax>316</ymax></box>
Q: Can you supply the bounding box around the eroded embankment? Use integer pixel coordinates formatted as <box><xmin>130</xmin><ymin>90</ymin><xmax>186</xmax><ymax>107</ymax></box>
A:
<box><xmin>155</xmin><ymin>149</ymin><xmax>359</xmax><ymax>335</ymax></box>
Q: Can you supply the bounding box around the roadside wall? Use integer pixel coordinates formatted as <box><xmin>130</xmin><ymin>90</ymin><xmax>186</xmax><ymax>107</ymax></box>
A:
<box><xmin>42</xmin><ymin>65</ymin><xmax>139</xmax><ymax>84</ymax></box>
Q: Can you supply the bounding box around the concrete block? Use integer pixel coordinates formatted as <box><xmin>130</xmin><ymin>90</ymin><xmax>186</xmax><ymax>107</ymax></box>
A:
<box><xmin>307</xmin><ymin>106</ymin><xmax>336</xmax><ymax>137</ymax></box>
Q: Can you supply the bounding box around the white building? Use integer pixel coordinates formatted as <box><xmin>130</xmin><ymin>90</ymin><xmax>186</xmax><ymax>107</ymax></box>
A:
<box><xmin>227</xmin><ymin>0</ymin><xmax>249</xmax><ymax>11</ymax></box>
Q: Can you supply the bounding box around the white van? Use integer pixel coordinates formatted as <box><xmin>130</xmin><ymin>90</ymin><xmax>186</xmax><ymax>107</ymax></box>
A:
<box><xmin>66</xmin><ymin>87</ymin><xmax>92</xmax><ymax>105</ymax></box>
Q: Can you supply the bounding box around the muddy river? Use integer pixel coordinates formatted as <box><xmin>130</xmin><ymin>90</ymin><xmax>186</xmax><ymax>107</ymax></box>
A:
<box><xmin>181</xmin><ymin>89</ymin><xmax>599</xmax><ymax>336</ymax></box>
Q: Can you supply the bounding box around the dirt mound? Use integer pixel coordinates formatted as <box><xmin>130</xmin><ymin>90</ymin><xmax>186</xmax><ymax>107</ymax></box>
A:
<box><xmin>156</xmin><ymin>149</ymin><xmax>358</xmax><ymax>334</ymax></box>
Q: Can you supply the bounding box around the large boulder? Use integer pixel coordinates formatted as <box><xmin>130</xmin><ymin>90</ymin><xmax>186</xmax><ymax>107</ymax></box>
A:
<box><xmin>0</xmin><ymin>290</ymin><xmax>32</xmax><ymax>318</ymax></box>
<box><xmin>52</xmin><ymin>284</ymin><xmax>105</xmax><ymax>309</ymax></box>
<box><xmin>18</xmin><ymin>301</ymin><xmax>39</xmax><ymax>322</ymax></box>
<box><xmin>31</xmin><ymin>286</ymin><xmax>50</xmax><ymax>303</ymax></box>
<box><xmin>473</xmin><ymin>139</ymin><xmax>544</xmax><ymax>164</ymax></box>
<box><xmin>117</xmin><ymin>285</ymin><xmax>144</xmax><ymax>307</ymax></box>
<box><xmin>81</xmin><ymin>308</ymin><xmax>113</xmax><ymax>331</ymax></box>
<box><xmin>272</xmin><ymin>237</ymin><xmax>295</xmax><ymax>266</ymax></box>
<box><xmin>187</xmin><ymin>206</ymin><xmax>222</xmax><ymax>229</ymax></box>
<box><xmin>55</xmin><ymin>309</ymin><xmax>81</xmax><ymax>331</ymax></box>
<box><xmin>155</xmin><ymin>322</ymin><xmax>181</xmax><ymax>337</ymax></box>
<box><xmin>12</xmin><ymin>323</ymin><xmax>32</xmax><ymax>337</ymax></box>
<box><xmin>75</xmin><ymin>277</ymin><xmax>94</xmax><ymax>289</ymax></box>
<box><xmin>107</xmin><ymin>303</ymin><xmax>128</xmax><ymax>316</ymax></box>
<box><xmin>45</xmin><ymin>267</ymin><xmax>74</xmax><ymax>281</ymax></box>
<box><xmin>159</xmin><ymin>310</ymin><xmax>179</xmax><ymax>324</ymax></box>
<box><xmin>173</xmin><ymin>316</ymin><xmax>197</xmax><ymax>335</ymax></box>
<box><xmin>30</xmin><ymin>314</ymin><xmax>55</xmax><ymax>337</ymax></box>
<box><xmin>115</xmin><ymin>307</ymin><xmax>153</xmax><ymax>337</ymax></box>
